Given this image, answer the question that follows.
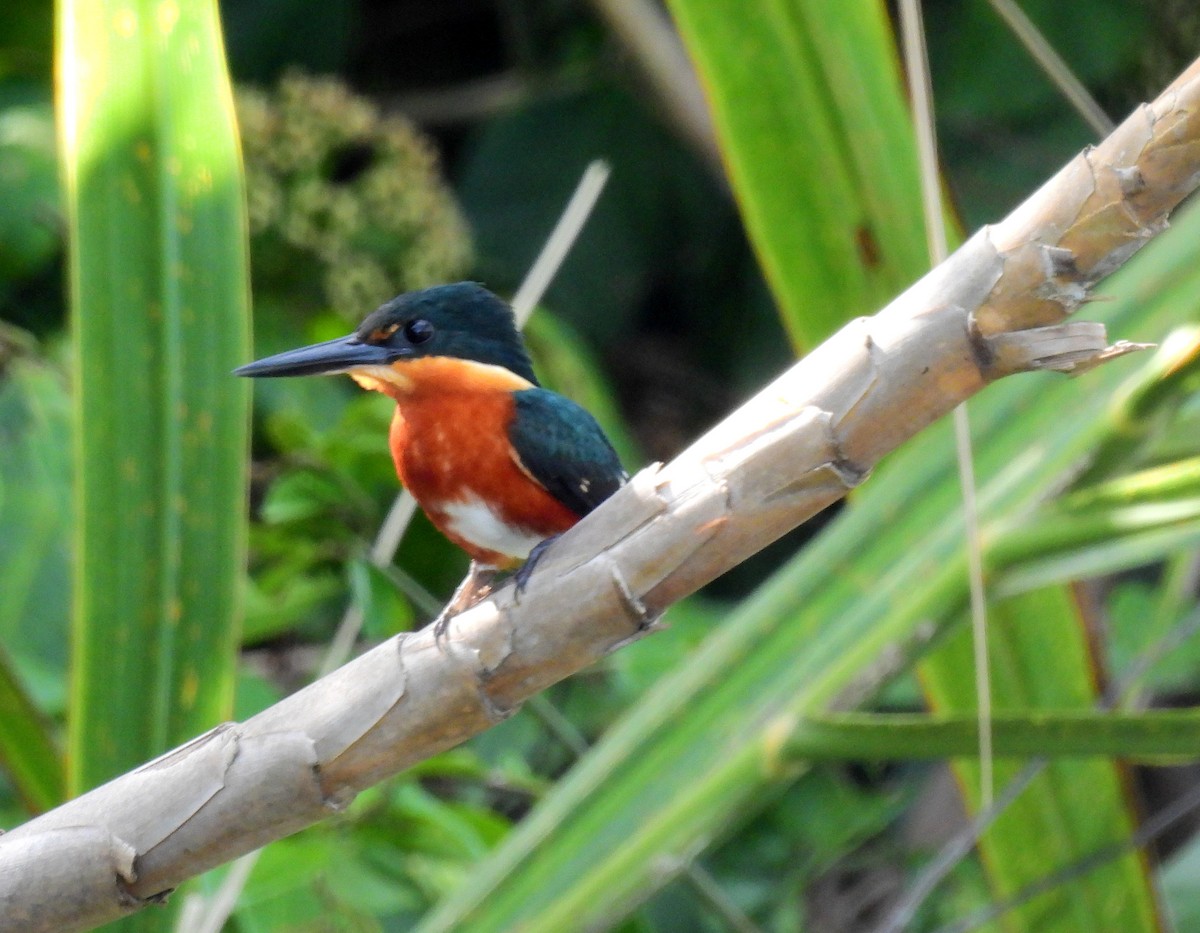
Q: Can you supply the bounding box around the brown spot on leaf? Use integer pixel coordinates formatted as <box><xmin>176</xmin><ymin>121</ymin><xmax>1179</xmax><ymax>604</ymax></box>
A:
<box><xmin>856</xmin><ymin>224</ymin><xmax>881</xmax><ymax>268</ymax></box>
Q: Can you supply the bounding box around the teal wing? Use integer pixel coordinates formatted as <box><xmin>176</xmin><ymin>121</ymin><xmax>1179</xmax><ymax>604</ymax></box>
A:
<box><xmin>508</xmin><ymin>389</ymin><xmax>627</xmax><ymax>517</ymax></box>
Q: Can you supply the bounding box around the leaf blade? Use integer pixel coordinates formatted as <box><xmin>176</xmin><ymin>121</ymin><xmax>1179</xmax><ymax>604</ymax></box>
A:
<box><xmin>60</xmin><ymin>0</ymin><xmax>250</xmax><ymax>792</ymax></box>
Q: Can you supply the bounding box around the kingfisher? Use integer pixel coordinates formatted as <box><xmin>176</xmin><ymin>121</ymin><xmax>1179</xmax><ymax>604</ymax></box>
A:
<box><xmin>236</xmin><ymin>282</ymin><xmax>628</xmax><ymax>636</ymax></box>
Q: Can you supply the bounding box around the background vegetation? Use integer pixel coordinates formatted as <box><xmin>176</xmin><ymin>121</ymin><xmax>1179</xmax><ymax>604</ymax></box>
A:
<box><xmin>2</xmin><ymin>0</ymin><xmax>1200</xmax><ymax>930</ymax></box>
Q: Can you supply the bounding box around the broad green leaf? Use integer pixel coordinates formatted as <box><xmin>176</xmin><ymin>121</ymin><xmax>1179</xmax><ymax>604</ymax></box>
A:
<box><xmin>922</xmin><ymin>589</ymin><xmax>1158</xmax><ymax>931</ymax></box>
<box><xmin>923</xmin><ymin>443</ymin><xmax>1196</xmax><ymax>929</ymax></box>
<box><xmin>665</xmin><ymin>0</ymin><xmax>934</xmax><ymax>348</ymax></box>
<box><xmin>59</xmin><ymin>0</ymin><xmax>250</xmax><ymax>816</ymax></box>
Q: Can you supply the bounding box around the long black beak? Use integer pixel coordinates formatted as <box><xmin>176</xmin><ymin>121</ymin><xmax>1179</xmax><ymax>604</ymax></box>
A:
<box><xmin>234</xmin><ymin>335</ymin><xmax>407</xmax><ymax>378</ymax></box>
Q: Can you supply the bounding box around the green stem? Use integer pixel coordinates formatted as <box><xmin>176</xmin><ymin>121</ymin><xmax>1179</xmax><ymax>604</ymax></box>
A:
<box><xmin>787</xmin><ymin>710</ymin><xmax>1200</xmax><ymax>761</ymax></box>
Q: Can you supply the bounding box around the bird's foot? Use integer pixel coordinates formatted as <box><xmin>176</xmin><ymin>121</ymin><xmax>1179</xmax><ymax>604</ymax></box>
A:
<box><xmin>513</xmin><ymin>534</ymin><xmax>562</xmax><ymax>596</ymax></box>
<box><xmin>431</xmin><ymin>608</ymin><xmax>454</xmax><ymax>648</ymax></box>
<box><xmin>432</xmin><ymin>562</ymin><xmax>497</xmax><ymax>650</ymax></box>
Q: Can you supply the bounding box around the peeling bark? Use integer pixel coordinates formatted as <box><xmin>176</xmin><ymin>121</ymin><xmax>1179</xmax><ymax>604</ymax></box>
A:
<box><xmin>2</xmin><ymin>54</ymin><xmax>1199</xmax><ymax>933</ymax></box>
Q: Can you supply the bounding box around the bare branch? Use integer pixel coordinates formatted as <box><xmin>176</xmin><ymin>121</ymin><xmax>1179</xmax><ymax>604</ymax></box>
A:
<box><xmin>2</xmin><ymin>54</ymin><xmax>1199</xmax><ymax>933</ymax></box>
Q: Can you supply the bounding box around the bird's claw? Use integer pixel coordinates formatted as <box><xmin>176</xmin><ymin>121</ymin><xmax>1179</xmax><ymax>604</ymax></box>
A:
<box><xmin>430</xmin><ymin>542</ymin><xmax>561</xmax><ymax>649</ymax></box>
<box><xmin>431</xmin><ymin>561</ymin><xmax>497</xmax><ymax>652</ymax></box>
<box><xmin>432</xmin><ymin>610</ymin><xmax>453</xmax><ymax>651</ymax></box>
<box><xmin>514</xmin><ymin>534</ymin><xmax>561</xmax><ymax>596</ymax></box>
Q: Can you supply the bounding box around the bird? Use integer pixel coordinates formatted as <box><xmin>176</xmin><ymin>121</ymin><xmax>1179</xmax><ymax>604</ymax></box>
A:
<box><xmin>236</xmin><ymin>282</ymin><xmax>628</xmax><ymax>638</ymax></box>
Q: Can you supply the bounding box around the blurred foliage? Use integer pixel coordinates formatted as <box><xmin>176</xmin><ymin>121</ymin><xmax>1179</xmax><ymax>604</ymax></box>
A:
<box><xmin>0</xmin><ymin>0</ymin><xmax>58</xmax><ymax>334</ymax></box>
<box><xmin>0</xmin><ymin>90</ymin><xmax>60</xmax><ymax>333</ymax></box>
<box><xmin>0</xmin><ymin>345</ymin><xmax>71</xmax><ymax>695</ymax></box>
<box><xmin>0</xmin><ymin>97</ymin><xmax>57</xmax><ymax>282</ymax></box>
<box><xmin>926</xmin><ymin>0</ymin><xmax>1153</xmax><ymax>226</ymax></box>
<box><xmin>1</xmin><ymin>0</ymin><xmax>1200</xmax><ymax>932</ymax></box>
<box><xmin>238</xmin><ymin>71</ymin><xmax>473</xmax><ymax>324</ymax></box>
<box><xmin>0</xmin><ymin>347</ymin><xmax>69</xmax><ymax>814</ymax></box>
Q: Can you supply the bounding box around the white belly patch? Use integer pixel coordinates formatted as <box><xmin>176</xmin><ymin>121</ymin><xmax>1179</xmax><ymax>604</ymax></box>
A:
<box><xmin>442</xmin><ymin>495</ymin><xmax>544</xmax><ymax>563</ymax></box>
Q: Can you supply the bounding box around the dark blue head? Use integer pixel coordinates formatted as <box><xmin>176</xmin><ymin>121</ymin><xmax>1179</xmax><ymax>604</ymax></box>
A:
<box><xmin>234</xmin><ymin>283</ymin><xmax>539</xmax><ymax>385</ymax></box>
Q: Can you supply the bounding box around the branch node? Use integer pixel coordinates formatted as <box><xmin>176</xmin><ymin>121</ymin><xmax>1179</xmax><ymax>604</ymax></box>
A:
<box><xmin>979</xmin><ymin>321</ymin><xmax>1148</xmax><ymax>376</ymax></box>
<box><xmin>473</xmin><ymin>684</ymin><xmax>516</xmax><ymax>725</ymax></box>
<box><xmin>1040</xmin><ymin>243</ymin><xmax>1080</xmax><ymax>282</ymax></box>
<box><xmin>612</xmin><ymin>558</ymin><xmax>657</xmax><ymax>631</ymax></box>
<box><xmin>112</xmin><ymin>839</ymin><xmax>143</xmax><ymax>907</ymax></box>
<box><xmin>819</xmin><ymin>408</ymin><xmax>872</xmax><ymax>490</ymax></box>
<box><xmin>600</xmin><ymin>559</ymin><xmax>662</xmax><ymax>655</ymax></box>
<box><xmin>426</xmin><ymin>613</ymin><xmax>518</xmax><ymax>723</ymax></box>
<box><xmin>1034</xmin><ymin>245</ymin><xmax>1088</xmax><ymax>309</ymax></box>
<box><xmin>321</xmin><ymin>773</ymin><xmax>358</xmax><ymax>812</ymax></box>
<box><xmin>138</xmin><ymin>886</ymin><xmax>174</xmax><ymax>907</ymax></box>
<box><xmin>1115</xmin><ymin>164</ymin><xmax>1146</xmax><ymax>198</ymax></box>
<box><xmin>830</xmin><ymin>459</ymin><xmax>872</xmax><ymax>489</ymax></box>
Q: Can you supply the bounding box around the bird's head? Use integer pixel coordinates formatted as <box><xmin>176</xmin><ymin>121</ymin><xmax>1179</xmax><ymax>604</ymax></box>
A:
<box><xmin>235</xmin><ymin>283</ymin><xmax>539</xmax><ymax>396</ymax></box>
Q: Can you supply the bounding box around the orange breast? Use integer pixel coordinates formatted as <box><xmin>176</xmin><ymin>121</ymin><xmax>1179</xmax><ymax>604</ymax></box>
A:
<box><xmin>388</xmin><ymin>392</ymin><xmax>580</xmax><ymax>568</ymax></box>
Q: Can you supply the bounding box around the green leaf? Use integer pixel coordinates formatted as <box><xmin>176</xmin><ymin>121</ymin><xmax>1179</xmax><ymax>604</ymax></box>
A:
<box><xmin>976</xmin><ymin>457</ymin><xmax>1200</xmax><ymax>594</ymax></box>
<box><xmin>1163</xmin><ymin>832</ymin><xmax>1200</xmax><ymax>933</ymax></box>
<box><xmin>0</xmin><ymin>353</ymin><xmax>69</xmax><ymax>814</ymax></box>
<box><xmin>0</xmin><ymin>645</ymin><xmax>62</xmax><ymax>813</ymax></box>
<box><xmin>0</xmin><ymin>97</ymin><xmax>59</xmax><ymax>280</ymax></box>
<box><xmin>1108</xmin><ymin>574</ymin><xmax>1200</xmax><ymax>699</ymax></box>
<box><xmin>922</xmin><ymin>589</ymin><xmax>1160</xmax><ymax>931</ymax></box>
<box><xmin>60</xmin><ymin>0</ymin><xmax>250</xmax><ymax>813</ymax></box>
<box><xmin>261</xmin><ymin>469</ymin><xmax>351</xmax><ymax>525</ymax></box>
<box><xmin>348</xmin><ymin>558</ymin><xmax>414</xmax><ymax>639</ymax></box>
<box><xmin>0</xmin><ymin>357</ymin><xmax>71</xmax><ymax>678</ymax></box>
<box><xmin>787</xmin><ymin>706</ymin><xmax>1200</xmax><ymax>759</ymax></box>
<box><xmin>665</xmin><ymin>0</ymin><xmax>935</xmax><ymax>348</ymax></box>
<box><xmin>233</xmin><ymin>832</ymin><xmax>349</xmax><ymax>931</ymax></box>
<box><xmin>997</xmin><ymin>521</ymin><xmax>1200</xmax><ymax>597</ymax></box>
<box><xmin>241</xmin><ymin>568</ymin><xmax>342</xmax><ymax>645</ymax></box>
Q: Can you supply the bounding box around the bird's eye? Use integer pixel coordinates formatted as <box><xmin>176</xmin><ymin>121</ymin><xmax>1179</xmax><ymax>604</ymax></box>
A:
<box><xmin>403</xmin><ymin>319</ymin><xmax>434</xmax><ymax>344</ymax></box>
